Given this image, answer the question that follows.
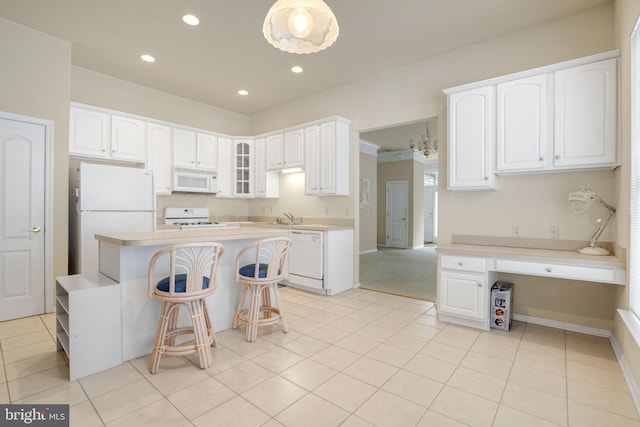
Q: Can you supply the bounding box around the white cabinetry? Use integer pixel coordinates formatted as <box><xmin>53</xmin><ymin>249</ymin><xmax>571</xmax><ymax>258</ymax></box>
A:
<box><xmin>70</xmin><ymin>106</ymin><xmax>146</xmax><ymax>163</ymax></box>
<box><xmin>265</xmin><ymin>133</ymin><xmax>284</xmax><ymax>170</ymax></box>
<box><xmin>438</xmin><ymin>255</ymin><xmax>494</xmax><ymax>330</ymax></box>
<box><xmin>304</xmin><ymin>118</ymin><xmax>350</xmax><ymax>196</ymax></box>
<box><xmin>234</xmin><ymin>139</ymin><xmax>253</xmax><ymax>197</ymax></box>
<box><xmin>110</xmin><ymin>115</ymin><xmax>146</xmax><ymax>162</ymax></box>
<box><xmin>173</xmin><ymin>128</ymin><xmax>196</xmax><ymax>168</ymax></box>
<box><xmin>254</xmin><ymin>137</ymin><xmax>279</xmax><ymax>198</ymax></box>
<box><xmin>196</xmin><ymin>133</ymin><xmax>218</xmax><ymax>171</ymax></box>
<box><xmin>146</xmin><ymin>123</ymin><xmax>172</xmax><ymax>195</ymax></box>
<box><xmin>56</xmin><ymin>273</ymin><xmax>122</xmax><ymax>380</ymax></box>
<box><xmin>554</xmin><ymin>58</ymin><xmax>618</xmax><ymax>168</ymax></box>
<box><xmin>447</xmin><ymin>87</ymin><xmax>496</xmax><ymax>190</ymax></box>
<box><xmin>216</xmin><ymin>137</ymin><xmax>233</xmax><ymax>198</ymax></box>
<box><xmin>496</xmin><ymin>74</ymin><xmax>550</xmax><ymax>172</ymax></box>
<box><xmin>69</xmin><ymin>106</ymin><xmax>110</xmax><ymax>159</ymax></box>
<box><xmin>284</xmin><ymin>128</ymin><xmax>304</xmax><ymax>168</ymax></box>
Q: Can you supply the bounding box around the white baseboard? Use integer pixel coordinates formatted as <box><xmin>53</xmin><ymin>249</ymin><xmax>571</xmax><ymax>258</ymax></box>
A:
<box><xmin>511</xmin><ymin>313</ymin><xmax>610</xmax><ymax>337</ymax></box>
<box><xmin>610</xmin><ymin>334</ymin><xmax>640</xmax><ymax>417</ymax></box>
<box><xmin>359</xmin><ymin>249</ymin><xmax>378</xmax><ymax>255</ymax></box>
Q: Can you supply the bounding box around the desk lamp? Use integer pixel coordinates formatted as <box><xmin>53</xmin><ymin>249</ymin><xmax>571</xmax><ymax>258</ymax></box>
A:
<box><xmin>568</xmin><ymin>184</ymin><xmax>616</xmax><ymax>256</ymax></box>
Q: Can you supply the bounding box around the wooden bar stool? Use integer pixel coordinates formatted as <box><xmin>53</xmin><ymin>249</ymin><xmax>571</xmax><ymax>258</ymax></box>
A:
<box><xmin>147</xmin><ymin>242</ymin><xmax>225</xmax><ymax>373</ymax></box>
<box><xmin>232</xmin><ymin>237</ymin><xmax>292</xmax><ymax>342</ymax></box>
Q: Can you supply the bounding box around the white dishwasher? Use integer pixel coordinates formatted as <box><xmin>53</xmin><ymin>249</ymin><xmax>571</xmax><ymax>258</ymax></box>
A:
<box><xmin>288</xmin><ymin>230</ymin><xmax>324</xmax><ymax>290</ymax></box>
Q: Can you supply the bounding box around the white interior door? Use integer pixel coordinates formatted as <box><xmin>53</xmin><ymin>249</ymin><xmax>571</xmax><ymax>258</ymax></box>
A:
<box><xmin>0</xmin><ymin>117</ymin><xmax>46</xmax><ymax>321</ymax></box>
<box><xmin>424</xmin><ymin>186</ymin><xmax>436</xmax><ymax>243</ymax></box>
<box><xmin>386</xmin><ymin>181</ymin><xmax>408</xmax><ymax>248</ymax></box>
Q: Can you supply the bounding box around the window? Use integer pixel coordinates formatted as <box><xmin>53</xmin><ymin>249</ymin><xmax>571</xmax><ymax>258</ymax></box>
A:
<box><xmin>630</xmin><ymin>19</ymin><xmax>640</xmax><ymax>318</ymax></box>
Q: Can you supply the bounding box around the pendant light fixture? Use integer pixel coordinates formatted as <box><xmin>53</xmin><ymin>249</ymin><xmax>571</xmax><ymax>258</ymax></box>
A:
<box><xmin>263</xmin><ymin>0</ymin><xmax>339</xmax><ymax>54</ymax></box>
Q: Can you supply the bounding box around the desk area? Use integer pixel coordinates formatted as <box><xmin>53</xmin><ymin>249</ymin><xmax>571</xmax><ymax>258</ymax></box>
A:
<box><xmin>436</xmin><ymin>238</ymin><xmax>625</xmax><ymax>332</ymax></box>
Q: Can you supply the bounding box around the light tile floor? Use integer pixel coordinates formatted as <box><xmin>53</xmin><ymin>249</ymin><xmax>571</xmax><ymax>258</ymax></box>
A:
<box><xmin>1</xmin><ymin>286</ymin><xmax>640</xmax><ymax>426</ymax></box>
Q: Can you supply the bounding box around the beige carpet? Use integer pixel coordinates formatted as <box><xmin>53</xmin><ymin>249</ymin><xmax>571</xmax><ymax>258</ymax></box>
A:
<box><xmin>359</xmin><ymin>246</ymin><xmax>437</xmax><ymax>301</ymax></box>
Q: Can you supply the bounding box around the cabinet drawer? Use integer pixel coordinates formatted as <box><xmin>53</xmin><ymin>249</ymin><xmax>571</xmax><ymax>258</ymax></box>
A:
<box><xmin>495</xmin><ymin>259</ymin><xmax>615</xmax><ymax>283</ymax></box>
<box><xmin>440</xmin><ymin>255</ymin><xmax>486</xmax><ymax>272</ymax></box>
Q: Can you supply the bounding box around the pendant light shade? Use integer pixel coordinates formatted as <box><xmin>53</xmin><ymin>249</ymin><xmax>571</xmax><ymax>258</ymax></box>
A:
<box><xmin>263</xmin><ymin>0</ymin><xmax>339</xmax><ymax>54</ymax></box>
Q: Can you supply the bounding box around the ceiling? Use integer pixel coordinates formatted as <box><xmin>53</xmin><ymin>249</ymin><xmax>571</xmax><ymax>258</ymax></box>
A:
<box><xmin>0</xmin><ymin>0</ymin><xmax>610</xmax><ymax>120</ymax></box>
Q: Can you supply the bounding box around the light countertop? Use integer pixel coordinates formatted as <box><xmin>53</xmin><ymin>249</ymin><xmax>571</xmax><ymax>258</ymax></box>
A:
<box><xmin>95</xmin><ymin>226</ymin><xmax>289</xmax><ymax>247</ymax></box>
<box><xmin>437</xmin><ymin>243</ymin><xmax>625</xmax><ymax>268</ymax></box>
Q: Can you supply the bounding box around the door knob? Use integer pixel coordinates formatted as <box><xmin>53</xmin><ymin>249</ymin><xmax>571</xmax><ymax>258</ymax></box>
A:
<box><xmin>26</xmin><ymin>226</ymin><xmax>42</xmax><ymax>233</ymax></box>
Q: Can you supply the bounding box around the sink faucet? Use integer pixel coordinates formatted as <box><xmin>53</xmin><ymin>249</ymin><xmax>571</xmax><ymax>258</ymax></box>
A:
<box><xmin>283</xmin><ymin>212</ymin><xmax>296</xmax><ymax>224</ymax></box>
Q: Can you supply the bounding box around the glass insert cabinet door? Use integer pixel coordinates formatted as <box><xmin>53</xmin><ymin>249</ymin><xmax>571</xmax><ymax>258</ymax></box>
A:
<box><xmin>234</xmin><ymin>141</ymin><xmax>252</xmax><ymax>196</ymax></box>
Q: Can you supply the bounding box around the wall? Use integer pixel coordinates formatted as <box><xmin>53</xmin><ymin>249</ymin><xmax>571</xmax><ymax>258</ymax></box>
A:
<box><xmin>0</xmin><ymin>18</ymin><xmax>71</xmax><ymax>285</ymax></box>
<box><xmin>612</xmin><ymin>0</ymin><xmax>640</xmax><ymax>404</ymax></box>
<box><xmin>359</xmin><ymin>151</ymin><xmax>378</xmax><ymax>253</ymax></box>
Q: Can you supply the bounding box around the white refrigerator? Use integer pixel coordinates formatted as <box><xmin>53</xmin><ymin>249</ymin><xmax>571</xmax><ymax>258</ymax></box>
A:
<box><xmin>70</xmin><ymin>162</ymin><xmax>156</xmax><ymax>274</ymax></box>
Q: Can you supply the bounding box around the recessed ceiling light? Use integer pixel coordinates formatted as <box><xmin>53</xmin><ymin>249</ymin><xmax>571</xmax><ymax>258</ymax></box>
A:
<box><xmin>182</xmin><ymin>14</ymin><xmax>200</xmax><ymax>26</ymax></box>
<box><xmin>291</xmin><ymin>66</ymin><xmax>303</xmax><ymax>73</ymax></box>
<box><xmin>140</xmin><ymin>54</ymin><xmax>156</xmax><ymax>63</ymax></box>
<box><xmin>238</xmin><ymin>89</ymin><xmax>249</xmax><ymax>96</ymax></box>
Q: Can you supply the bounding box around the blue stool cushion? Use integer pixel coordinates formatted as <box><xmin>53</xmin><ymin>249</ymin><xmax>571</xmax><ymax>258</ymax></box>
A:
<box><xmin>239</xmin><ymin>263</ymin><xmax>270</xmax><ymax>278</ymax></box>
<box><xmin>157</xmin><ymin>274</ymin><xmax>209</xmax><ymax>293</ymax></box>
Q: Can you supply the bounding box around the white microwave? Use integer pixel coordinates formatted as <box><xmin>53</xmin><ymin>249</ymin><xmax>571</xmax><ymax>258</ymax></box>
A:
<box><xmin>173</xmin><ymin>167</ymin><xmax>218</xmax><ymax>194</ymax></box>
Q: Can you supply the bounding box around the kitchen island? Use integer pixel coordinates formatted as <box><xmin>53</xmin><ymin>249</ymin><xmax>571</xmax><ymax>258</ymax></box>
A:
<box><xmin>95</xmin><ymin>226</ymin><xmax>289</xmax><ymax>362</ymax></box>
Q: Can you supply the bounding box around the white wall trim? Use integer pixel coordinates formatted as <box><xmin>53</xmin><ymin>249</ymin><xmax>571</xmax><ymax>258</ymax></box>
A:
<box><xmin>512</xmin><ymin>313</ymin><xmax>611</xmax><ymax>337</ymax></box>
<box><xmin>609</xmin><ymin>334</ymin><xmax>640</xmax><ymax>416</ymax></box>
<box><xmin>359</xmin><ymin>140</ymin><xmax>380</xmax><ymax>157</ymax></box>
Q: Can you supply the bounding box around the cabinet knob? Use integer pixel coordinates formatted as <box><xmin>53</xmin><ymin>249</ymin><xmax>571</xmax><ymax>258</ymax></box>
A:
<box><xmin>477</xmin><ymin>282</ymin><xmax>482</xmax><ymax>287</ymax></box>
<box><xmin>539</xmin><ymin>157</ymin><xmax>544</xmax><ymax>161</ymax></box>
<box><xmin>555</xmin><ymin>155</ymin><xmax>560</xmax><ymax>160</ymax></box>
<box><xmin>458</xmin><ymin>262</ymin><xmax>463</xmax><ymax>266</ymax></box>
<box><xmin>484</xmin><ymin>177</ymin><xmax>488</xmax><ymax>180</ymax></box>
<box><xmin>102</xmin><ymin>148</ymin><xmax>106</xmax><ymax>152</ymax></box>
<box><xmin>545</xmin><ymin>267</ymin><xmax>552</xmax><ymax>273</ymax></box>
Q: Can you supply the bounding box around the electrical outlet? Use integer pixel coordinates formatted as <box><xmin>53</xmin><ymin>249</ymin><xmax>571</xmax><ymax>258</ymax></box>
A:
<box><xmin>550</xmin><ymin>226</ymin><xmax>560</xmax><ymax>239</ymax></box>
<box><xmin>512</xmin><ymin>225</ymin><xmax>521</xmax><ymax>237</ymax></box>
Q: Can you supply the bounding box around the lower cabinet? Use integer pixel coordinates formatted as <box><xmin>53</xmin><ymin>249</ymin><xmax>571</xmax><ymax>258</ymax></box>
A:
<box><xmin>438</xmin><ymin>255</ymin><xmax>495</xmax><ymax>330</ymax></box>
<box><xmin>56</xmin><ymin>273</ymin><xmax>122</xmax><ymax>380</ymax></box>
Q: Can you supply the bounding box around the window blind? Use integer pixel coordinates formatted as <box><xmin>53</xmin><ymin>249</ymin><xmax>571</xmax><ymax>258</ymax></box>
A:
<box><xmin>630</xmin><ymin>20</ymin><xmax>640</xmax><ymax>318</ymax></box>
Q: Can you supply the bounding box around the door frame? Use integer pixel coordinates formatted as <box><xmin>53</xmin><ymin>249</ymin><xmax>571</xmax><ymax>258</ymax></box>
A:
<box><xmin>1</xmin><ymin>111</ymin><xmax>55</xmax><ymax>314</ymax></box>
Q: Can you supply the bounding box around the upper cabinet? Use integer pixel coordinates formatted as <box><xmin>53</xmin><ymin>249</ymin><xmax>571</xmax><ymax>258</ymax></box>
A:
<box><xmin>553</xmin><ymin>58</ymin><xmax>618</xmax><ymax>169</ymax></box>
<box><xmin>216</xmin><ymin>137</ymin><xmax>233</xmax><ymax>198</ymax></box>
<box><xmin>283</xmin><ymin>128</ymin><xmax>304</xmax><ymax>169</ymax></box>
<box><xmin>233</xmin><ymin>139</ymin><xmax>254</xmax><ymax>197</ymax></box>
<box><xmin>70</xmin><ymin>106</ymin><xmax>146</xmax><ymax>163</ymax></box>
<box><xmin>265</xmin><ymin>128</ymin><xmax>304</xmax><ymax>171</ymax></box>
<box><xmin>265</xmin><ymin>134</ymin><xmax>284</xmax><ymax>170</ymax></box>
<box><xmin>254</xmin><ymin>138</ymin><xmax>279</xmax><ymax>198</ymax></box>
<box><xmin>146</xmin><ymin>123</ymin><xmax>172</xmax><ymax>195</ymax></box>
<box><xmin>447</xmin><ymin>86</ymin><xmax>496</xmax><ymax>191</ymax></box>
<box><xmin>496</xmin><ymin>74</ymin><xmax>550</xmax><ymax>173</ymax></box>
<box><xmin>110</xmin><ymin>115</ymin><xmax>146</xmax><ymax>162</ymax></box>
<box><xmin>173</xmin><ymin>129</ymin><xmax>218</xmax><ymax>171</ymax></box>
<box><xmin>70</xmin><ymin>106</ymin><xmax>110</xmax><ymax>159</ymax></box>
<box><xmin>305</xmin><ymin>118</ymin><xmax>350</xmax><ymax>196</ymax></box>
<box><xmin>445</xmin><ymin>51</ymin><xmax>619</xmax><ymax>190</ymax></box>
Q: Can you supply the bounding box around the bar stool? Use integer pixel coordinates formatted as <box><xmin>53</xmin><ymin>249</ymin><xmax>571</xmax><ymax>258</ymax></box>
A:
<box><xmin>147</xmin><ymin>242</ymin><xmax>225</xmax><ymax>373</ymax></box>
<box><xmin>233</xmin><ymin>237</ymin><xmax>292</xmax><ymax>342</ymax></box>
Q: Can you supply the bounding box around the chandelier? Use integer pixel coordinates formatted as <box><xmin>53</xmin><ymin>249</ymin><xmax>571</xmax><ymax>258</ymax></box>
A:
<box><xmin>409</xmin><ymin>122</ymin><xmax>438</xmax><ymax>157</ymax></box>
<box><xmin>263</xmin><ymin>0</ymin><xmax>339</xmax><ymax>54</ymax></box>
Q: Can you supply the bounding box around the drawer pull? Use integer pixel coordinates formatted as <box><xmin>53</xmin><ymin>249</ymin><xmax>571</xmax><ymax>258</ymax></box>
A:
<box><xmin>545</xmin><ymin>267</ymin><xmax>552</xmax><ymax>273</ymax></box>
<box><xmin>458</xmin><ymin>262</ymin><xmax>463</xmax><ymax>266</ymax></box>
